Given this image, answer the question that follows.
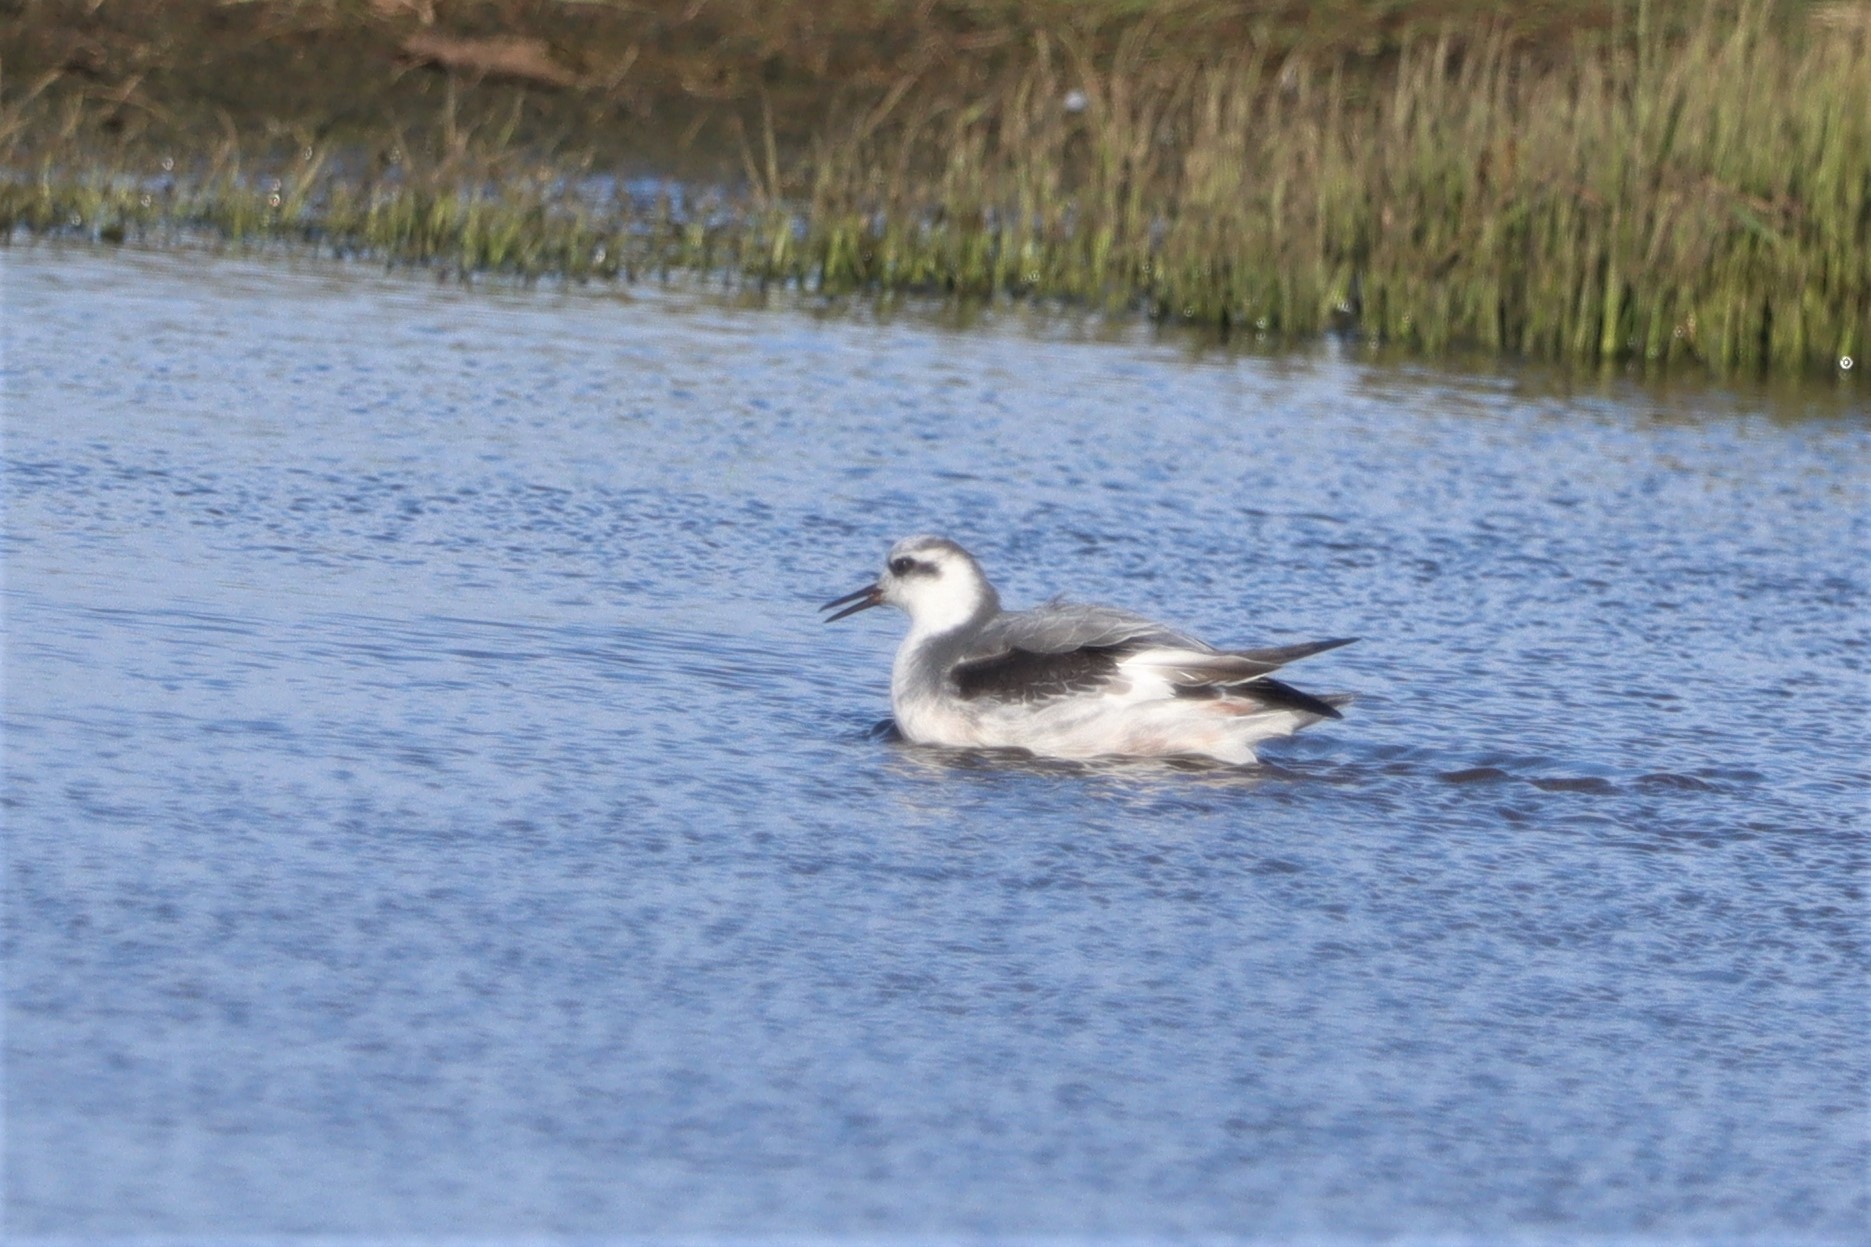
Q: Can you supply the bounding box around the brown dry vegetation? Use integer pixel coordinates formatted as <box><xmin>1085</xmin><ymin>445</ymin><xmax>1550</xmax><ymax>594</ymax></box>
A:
<box><xmin>3</xmin><ymin>0</ymin><xmax>1752</xmax><ymax>170</ymax></box>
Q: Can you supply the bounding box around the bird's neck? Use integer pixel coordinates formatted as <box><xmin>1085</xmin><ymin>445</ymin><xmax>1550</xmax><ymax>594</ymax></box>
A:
<box><xmin>893</xmin><ymin>615</ymin><xmax>986</xmax><ymax>704</ymax></box>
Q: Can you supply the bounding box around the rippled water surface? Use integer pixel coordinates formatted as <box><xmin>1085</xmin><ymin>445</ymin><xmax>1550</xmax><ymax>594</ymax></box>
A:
<box><xmin>5</xmin><ymin>246</ymin><xmax>1867</xmax><ymax>1243</ymax></box>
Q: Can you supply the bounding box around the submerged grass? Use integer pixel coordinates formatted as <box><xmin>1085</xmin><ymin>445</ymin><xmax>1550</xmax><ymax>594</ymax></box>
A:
<box><xmin>4</xmin><ymin>1</ymin><xmax>1865</xmax><ymax>378</ymax></box>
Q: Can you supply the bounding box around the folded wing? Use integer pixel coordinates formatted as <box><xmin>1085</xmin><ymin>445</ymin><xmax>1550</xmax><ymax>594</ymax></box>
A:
<box><xmin>951</xmin><ymin>607</ymin><xmax>1357</xmax><ymax>718</ymax></box>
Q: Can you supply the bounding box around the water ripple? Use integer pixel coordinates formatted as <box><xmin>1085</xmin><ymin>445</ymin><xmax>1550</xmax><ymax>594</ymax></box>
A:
<box><xmin>4</xmin><ymin>245</ymin><xmax>1866</xmax><ymax>1241</ymax></box>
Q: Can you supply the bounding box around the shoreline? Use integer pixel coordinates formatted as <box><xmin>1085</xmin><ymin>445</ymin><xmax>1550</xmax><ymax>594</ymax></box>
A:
<box><xmin>5</xmin><ymin>0</ymin><xmax>1865</xmax><ymax>379</ymax></box>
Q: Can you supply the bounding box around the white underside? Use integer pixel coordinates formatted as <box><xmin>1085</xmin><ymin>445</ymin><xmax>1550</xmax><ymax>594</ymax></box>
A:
<box><xmin>896</xmin><ymin>696</ymin><xmax>1314</xmax><ymax>765</ymax></box>
<box><xmin>893</xmin><ymin>655</ymin><xmax>1323</xmax><ymax>765</ymax></box>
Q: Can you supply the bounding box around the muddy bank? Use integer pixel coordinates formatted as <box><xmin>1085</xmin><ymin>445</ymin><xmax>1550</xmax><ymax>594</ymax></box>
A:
<box><xmin>2</xmin><ymin>0</ymin><xmax>1756</xmax><ymax>172</ymax></box>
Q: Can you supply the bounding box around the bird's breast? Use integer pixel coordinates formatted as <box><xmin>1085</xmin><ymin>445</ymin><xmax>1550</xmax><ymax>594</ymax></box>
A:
<box><xmin>889</xmin><ymin>647</ymin><xmax>981</xmax><ymax>747</ymax></box>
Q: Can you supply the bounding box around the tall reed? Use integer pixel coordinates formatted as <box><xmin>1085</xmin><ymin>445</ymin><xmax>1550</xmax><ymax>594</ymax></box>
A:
<box><xmin>767</xmin><ymin>0</ymin><xmax>1867</xmax><ymax>374</ymax></box>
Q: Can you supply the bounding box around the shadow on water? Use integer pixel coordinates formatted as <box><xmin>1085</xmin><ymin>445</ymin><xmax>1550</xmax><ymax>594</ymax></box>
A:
<box><xmin>877</xmin><ymin>731</ymin><xmax>1280</xmax><ymax>790</ymax></box>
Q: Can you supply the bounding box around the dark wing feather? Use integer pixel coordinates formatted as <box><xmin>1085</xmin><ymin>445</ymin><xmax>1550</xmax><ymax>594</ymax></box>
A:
<box><xmin>1229</xmin><ymin>676</ymin><xmax>1346</xmax><ymax>720</ymax></box>
<box><xmin>1227</xmin><ymin>637</ymin><xmax>1359</xmax><ymax>668</ymax></box>
<box><xmin>951</xmin><ymin>643</ymin><xmax>1136</xmax><ymax>704</ymax></box>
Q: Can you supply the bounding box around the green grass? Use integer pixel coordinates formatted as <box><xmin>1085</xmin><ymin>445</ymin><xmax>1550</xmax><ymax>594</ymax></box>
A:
<box><xmin>773</xmin><ymin>0</ymin><xmax>1867</xmax><ymax>375</ymax></box>
<box><xmin>3</xmin><ymin>0</ymin><xmax>1864</xmax><ymax>378</ymax></box>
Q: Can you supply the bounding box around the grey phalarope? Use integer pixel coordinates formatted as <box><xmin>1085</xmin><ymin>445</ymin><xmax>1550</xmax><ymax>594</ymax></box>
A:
<box><xmin>823</xmin><ymin>535</ymin><xmax>1355</xmax><ymax>765</ymax></box>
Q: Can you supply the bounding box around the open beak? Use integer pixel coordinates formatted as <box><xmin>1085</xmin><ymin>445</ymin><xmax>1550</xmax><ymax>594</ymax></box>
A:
<box><xmin>820</xmin><ymin>583</ymin><xmax>885</xmax><ymax>623</ymax></box>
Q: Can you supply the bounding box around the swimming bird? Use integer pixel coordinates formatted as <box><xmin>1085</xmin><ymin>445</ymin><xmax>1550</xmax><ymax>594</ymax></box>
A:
<box><xmin>821</xmin><ymin>535</ymin><xmax>1355</xmax><ymax>765</ymax></box>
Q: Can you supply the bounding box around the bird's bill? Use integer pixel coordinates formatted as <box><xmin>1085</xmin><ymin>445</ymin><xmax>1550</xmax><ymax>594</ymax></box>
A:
<box><xmin>820</xmin><ymin>583</ymin><xmax>885</xmax><ymax>622</ymax></box>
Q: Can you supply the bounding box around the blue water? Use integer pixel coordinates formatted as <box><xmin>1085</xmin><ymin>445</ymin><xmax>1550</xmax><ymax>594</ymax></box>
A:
<box><xmin>4</xmin><ymin>245</ymin><xmax>1867</xmax><ymax>1243</ymax></box>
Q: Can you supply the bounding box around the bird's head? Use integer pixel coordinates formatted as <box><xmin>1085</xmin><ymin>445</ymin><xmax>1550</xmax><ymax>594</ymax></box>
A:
<box><xmin>821</xmin><ymin>535</ymin><xmax>1001</xmax><ymax>636</ymax></box>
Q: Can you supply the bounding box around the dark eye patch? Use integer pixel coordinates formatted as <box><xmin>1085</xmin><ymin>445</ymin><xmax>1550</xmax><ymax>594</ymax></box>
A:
<box><xmin>889</xmin><ymin>556</ymin><xmax>931</xmax><ymax>577</ymax></box>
